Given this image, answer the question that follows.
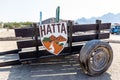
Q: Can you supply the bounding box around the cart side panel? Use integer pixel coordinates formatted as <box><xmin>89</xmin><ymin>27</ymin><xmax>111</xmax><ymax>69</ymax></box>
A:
<box><xmin>14</xmin><ymin>22</ymin><xmax>111</xmax><ymax>61</ymax></box>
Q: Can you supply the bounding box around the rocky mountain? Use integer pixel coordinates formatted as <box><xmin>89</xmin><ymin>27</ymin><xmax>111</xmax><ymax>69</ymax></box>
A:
<box><xmin>75</xmin><ymin>13</ymin><xmax>120</xmax><ymax>24</ymax></box>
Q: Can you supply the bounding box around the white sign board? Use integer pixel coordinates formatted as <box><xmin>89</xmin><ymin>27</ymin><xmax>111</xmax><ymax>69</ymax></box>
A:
<box><xmin>39</xmin><ymin>22</ymin><xmax>68</xmax><ymax>55</ymax></box>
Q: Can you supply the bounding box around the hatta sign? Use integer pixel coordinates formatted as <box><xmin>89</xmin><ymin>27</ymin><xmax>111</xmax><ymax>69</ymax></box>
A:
<box><xmin>39</xmin><ymin>22</ymin><xmax>68</xmax><ymax>55</ymax></box>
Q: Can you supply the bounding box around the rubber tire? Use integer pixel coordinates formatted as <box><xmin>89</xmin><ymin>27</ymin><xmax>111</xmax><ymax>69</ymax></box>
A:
<box><xmin>79</xmin><ymin>40</ymin><xmax>113</xmax><ymax>76</ymax></box>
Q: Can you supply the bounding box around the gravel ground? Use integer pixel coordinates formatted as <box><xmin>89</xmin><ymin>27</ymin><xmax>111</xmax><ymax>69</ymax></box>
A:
<box><xmin>0</xmin><ymin>29</ymin><xmax>120</xmax><ymax>80</ymax></box>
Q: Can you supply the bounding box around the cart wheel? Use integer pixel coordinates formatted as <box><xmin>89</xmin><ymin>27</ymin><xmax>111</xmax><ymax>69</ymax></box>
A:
<box><xmin>79</xmin><ymin>40</ymin><xmax>113</xmax><ymax>76</ymax></box>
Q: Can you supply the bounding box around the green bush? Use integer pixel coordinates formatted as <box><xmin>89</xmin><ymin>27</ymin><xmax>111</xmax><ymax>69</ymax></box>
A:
<box><xmin>3</xmin><ymin>22</ymin><xmax>33</xmax><ymax>29</ymax></box>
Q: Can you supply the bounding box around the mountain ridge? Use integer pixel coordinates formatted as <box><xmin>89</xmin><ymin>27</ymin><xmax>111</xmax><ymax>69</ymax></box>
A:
<box><xmin>75</xmin><ymin>13</ymin><xmax>120</xmax><ymax>24</ymax></box>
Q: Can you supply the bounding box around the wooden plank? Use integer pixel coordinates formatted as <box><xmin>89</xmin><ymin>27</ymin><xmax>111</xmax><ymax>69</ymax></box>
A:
<box><xmin>73</xmin><ymin>24</ymin><xmax>97</xmax><ymax>32</ymax></box>
<box><xmin>72</xmin><ymin>33</ymin><xmax>110</xmax><ymax>42</ymax></box>
<box><xmin>0</xmin><ymin>49</ymin><xmax>21</xmax><ymax>55</ymax></box>
<box><xmin>15</xmin><ymin>27</ymin><xmax>40</xmax><ymax>37</ymax></box>
<box><xmin>19</xmin><ymin>45</ymin><xmax>83</xmax><ymax>60</ymax></box>
<box><xmin>96</xmin><ymin>33</ymin><xmax>110</xmax><ymax>39</ymax></box>
<box><xmin>17</xmin><ymin>40</ymin><xmax>42</xmax><ymax>49</ymax></box>
<box><xmin>100</xmin><ymin>23</ymin><xmax>111</xmax><ymax>30</ymax></box>
<box><xmin>72</xmin><ymin>23</ymin><xmax>111</xmax><ymax>33</ymax></box>
<box><xmin>15</xmin><ymin>27</ymin><xmax>34</xmax><ymax>37</ymax></box>
<box><xmin>0</xmin><ymin>60</ymin><xmax>21</xmax><ymax>67</ymax></box>
<box><xmin>17</xmin><ymin>33</ymin><xmax>109</xmax><ymax>49</ymax></box>
<box><xmin>19</xmin><ymin>51</ymin><xmax>37</xmax><ymax>59</ymax></box>
<box><xmin>15</xmin><ymin>23</ymin><xmax>111</xmax><ymax>37</ymax></box>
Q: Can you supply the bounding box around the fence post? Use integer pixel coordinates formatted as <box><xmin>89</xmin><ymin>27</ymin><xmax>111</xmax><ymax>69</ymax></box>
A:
<box><xmin>33</xmin><ymin>23</ymin><xmax>39</xmax><ymax>58</ymax></box>
<box><xmin>56</xmin><ymin>6</ymin><xmax>60</xmax><ymax>22</ymax></box>
<box><xmin>96</xmin><ymin>20</ymin><xmax>101</xmax><ymax>39</ymax></box>
<box><xmin>67</xmin><ymin>21</ymin><xmax>73</xmax><ymax>54</ymax></box>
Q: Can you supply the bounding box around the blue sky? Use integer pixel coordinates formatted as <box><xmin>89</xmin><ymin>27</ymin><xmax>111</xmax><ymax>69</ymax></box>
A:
<box><xmin>0</xmin><ymin>0</ymin><xmax>120</xmax><ymax>22</ymax></box>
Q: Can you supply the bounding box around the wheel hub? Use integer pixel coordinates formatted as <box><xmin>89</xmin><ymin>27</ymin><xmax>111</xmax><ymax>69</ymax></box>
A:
<box><xmin>90</xmin><ymin>47</ymin><xmax>109</xmax><ymax>71</ymax></box>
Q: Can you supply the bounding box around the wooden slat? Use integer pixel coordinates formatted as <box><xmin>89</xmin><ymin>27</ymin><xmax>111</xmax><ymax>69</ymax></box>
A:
<box><xmin>15</xmin><ymin>23</ymin><xmax>111</xmax><ymax>37</ymax></box>
<box><xmin>72</xmin><ymin>33</ymin><xmax>110</xmax><ymax>42</ymax></box>
<box><xmin>17</xmin><ymin>40</ymin><xmax>42</xmax><ymax>49</ymax></box>
<box><xmin>96</xmin><ymin>33</ymin><xmax>110</xmax><ymax>39</ymax></box>
<box><xmin>73</xmin><ymin>24</ymin><xmax>97</xmax><ymax>32</ymax></box>
<box><xmin>15</xmin><ymin>27</ymin><xmax>34</xmax><ymax>37</ymax></box>
<box><xmin>100</xmin><ymin>23</ymin><xmax>111</xmax><ymax>30</ymax></box>
<box><xmin>15</xmin><ymin>28</ymin><xmax>34</xmax><ymax>37</ymax></box>
<box><xmin>19</xmin><ymin>45</ymin><xmax>83</xmax><ymax>60</ymax></box>
<box><xmin>0</xmin><ymin>49</ymin><xmax>21</xmax><ymax>55</ymax></box>
<box><xmin>19</xmin><ymin>51</ymin><xmax>36</xmax><ymax>59</ymax></box>
<box><xmin>0</xmin><ymin>60</ymin><xmax>21</xmax><ymax>67</ymax></box>
<box><xmin>17</xmin><ymin>33</ymin><xmax>109</xmax><ymax>49</ymax></box>
<box><xmin>72</xmin><ymin>23</ymin><xmax>111</xmax><ymax>33</ymax></box>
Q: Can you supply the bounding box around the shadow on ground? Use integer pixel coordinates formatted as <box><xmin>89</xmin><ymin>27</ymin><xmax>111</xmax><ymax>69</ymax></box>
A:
<box><xmin>0</xmin><ymin>55</ymin><xmax>112</xmax><ymax>80</ymax></box>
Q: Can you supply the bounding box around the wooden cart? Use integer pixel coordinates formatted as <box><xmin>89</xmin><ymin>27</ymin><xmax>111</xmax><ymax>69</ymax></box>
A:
<box><xmin>0</xmin><ymin>20</ymin><xmax>113</xmax><ymax>76</ymax></box>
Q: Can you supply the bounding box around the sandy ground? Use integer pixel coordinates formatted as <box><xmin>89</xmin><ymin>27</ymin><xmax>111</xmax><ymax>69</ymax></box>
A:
<box><xmin>0</xmin><ymin>29</ymin><xmax>15</xmax><ymax>38</ymax></box>
<box><xmin>0</xmin><ymin>29</ymin><xmax>120</xmax><ymax>80</ymax></box>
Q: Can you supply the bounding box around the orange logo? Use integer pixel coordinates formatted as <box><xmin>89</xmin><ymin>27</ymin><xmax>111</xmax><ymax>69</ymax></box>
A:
<box><xmin>39</xmin><ymin>22</ymin><xmax>67</xmax><ymax>55</ymax></box>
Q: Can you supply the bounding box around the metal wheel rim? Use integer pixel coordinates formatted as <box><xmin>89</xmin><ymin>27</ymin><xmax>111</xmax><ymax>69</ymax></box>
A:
<box><xmin>89</xmin><ymin>46</ymin><xmax>110</xmax><ymax>71</ymax></box>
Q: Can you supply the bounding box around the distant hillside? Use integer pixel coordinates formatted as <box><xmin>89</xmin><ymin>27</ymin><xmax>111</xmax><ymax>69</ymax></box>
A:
<box><xmin>75</xmin><ymin>13</ymin><xmax>120</xmax><ymax>24</ymax></box>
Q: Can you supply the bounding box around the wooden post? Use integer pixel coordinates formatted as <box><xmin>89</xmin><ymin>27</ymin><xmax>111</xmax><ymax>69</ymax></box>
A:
<box><xmin>96</xmin><ymin>20</ymin><xmax>101</xmax><ymax>39</ymax></box>
<box><xmin>56</xmin><ymin>6</ymin><xmax>60</xmax><ymax>22</ymax></box>
<box><xmin>67</xmin><ymin>21</ymin><xmax>73</xmax><ymax>54</ymax></box>
<box><xmin>33</xmin><ymin>23</ymin><xmax>39</xmax><ymax>58</ymax></box>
